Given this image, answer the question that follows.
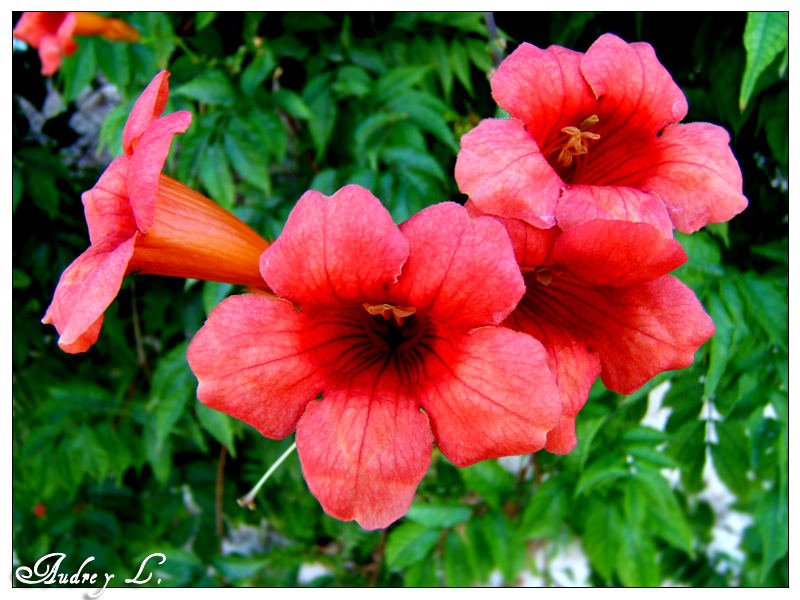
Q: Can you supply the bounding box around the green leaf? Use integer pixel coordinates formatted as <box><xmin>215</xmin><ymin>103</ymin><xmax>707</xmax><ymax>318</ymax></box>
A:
<box><xmin>196</xmin><ymin>12</ymin><xmax>217</xmax><ymax>31</ymax></box>
<box><xmin>353</xmin><ymin>113</ymin><xmax>403</xmax><ymax>167</ymax></box>
<box><xmin>740</xmin><ymin>12</ymin><xmax>788</xmax><ymax>110</ymax></box>
<box><xmin>13</xmin><ymin>268</ymin><xmax>31</xmax><ymax>289</ymax></box>
<box><xmin>430</xmin><ymin>36</ymin><xmax>453</xmax><ymax>100</ymax></box>
<box><xmin>616</xmin><ymin>524</ymin><xmax>660</xmax><ymax>586</ymax></box>
<box><xmin>465</xmin><ymin>38</ymin><xmax>493</xmax><ymax>73</ymax></box>
<box><xmin>737</xmin><ymin>275</ymin><xmax>787</xmax><ymax>350</ymax></box>
<box><xmin>375</xmin><ymin>65</ymin><xmax>431</xmax><ymax>102</ymax></box>
<box><xmin>574</xmin><ymin>453</ymin><xmax>628</xmax><ymax>497</ymax></box>
<box><xmin>273</xmin><ymin>89</ymin><xmax>312</xmax><ymax>120</ymax></box>
<box><xmin>665</xmin><ymin>419</ymin><xmax>706</xmax><ymax>494</ymax></box>
<box><xmin>195</xmin><ymin>403</ymin><xmax>236</xmax><ymax>457</ymax></box>
<box><xmin>459</xmin><ymin>460</ymin><xmax>514</xmax><ymax>509</ymax></box>
<box><xmin>175</xmin><ymin>70</ymin><xmax>236</xmax><ymax>106</ymax></box>
<box><xmin>481</xmin><ymin>512</ymin><xmax>524</xmax><ymax>583</ymax></box>
<box><xmin>303</xmin><ymin>74</ymin><xmax>338</xmax><ymax>159</ymax></box>
<box><xmin>309</xmin><ymin>169</ymin><xmax>338</xmax><ymax>195</ymax></box>
<box><xmin>519</xmin><ymin>476</ymin><xmax>568</xmax><ymax>539</ymax></box>
<box><xmin>212</xmin><ymin>554</ymin><xmax>271</xmax><ymax>582</ymax></box>
<box><xmin>97</xmin><ymin>100</ymin><xmax>129</xmax><ymax>158</ymax></box>
<box><xmin>381</xmin><ymin>146</ymin><xmax>446</xmax><ymax>181</ymax></box>
<box><xmin>443</xmin><ymin>530</ymin><xmax>474</xmax><ymax>586</ymax></box>
<box><xmin>759</xmin><ymin>88</ymin><xmax>788</xmax><ymax>166</ymax></box>
<box><xmin>705</xmin><ymin>292</ymin><xmax>735</xmax><ymax>400</ymax></box>
<box><xmin>463</xmin><ymin>517</ymin><xmax>493</xmax><ymax>584</ymax></box>
<box><xmin>223</xmin><ymin>127</ymin><xmax>271</xmax><ymax>193</ymax></box>
<box><xmin>710</xmin><ymin>420</ymin><xmax>751</xmax><ymax>500</ymax></box>
<box><xmin>199</xmin><ymin>142</ymin><xmax>235</xmax><ymax>209</ymax></box>
<box><xmin>449</xmin><ymin>39</ymin><xmax>474</xmax><ymax>96</ymax></box>
<box><xmin>750</xmin><ymin>238</ymin><xmax>788</xmax><ymax>266</ymax></box>
<box><xmin>240</xmin><ymin>47</ymin><xmax>276</xmax><ymax>96</ymax></box>
<box><xmin>623</xmin><ymin>475</ymin><xmax>647</xmax><ymax>528</ymax></box>
<box><xmin>403</xmin><ymin>554</ymin><xmax>440</xmax><ymax>586</ymax></box>
<box><xmin>755</xmin><ymin>427</ymin><xmax>788</xmax><ymax>581</ymax></box>
<box><xmin>405</xmin><ymin>502</ymin><xmax>471</xmax><ymax>528</ymax></box>
<box><xmin>147</xmin><ymin>341</ymin><xmax>194</xmax><ymax>450</ymax></box>
<box><xmin>385</xmin><ymin>521</ymin><xmax>440</xmax><ymax>570</ymax></box>
<box><xmin>627</xmin><ymin>444</ymin><xmax>680</xmax><ymax>469</ymax></box>
<box><xmin>632</xmin><ymin>467</ymin><xmax>695</xmax><ymax>557</ymax></box>
<box><xmin>70</xmin><ymin>426</ymin><xmax>111</xmax><ymax>481</ymax></box>
<box><xmin>386</xmin><ymin>92</ymin><xmax>457</xmax><ymax>152</ymax></box>
<box><xmin>60</xmin><ymin>37</ymin><xmax>97</xmax><ymax>103</ymax></box>
<box><xmin>332</xmin><ymin>65</ymin><xmax>372</xmax><ymax>98</ymax></box>
<box><xmin>95</xmin><ymin>41</ymin><xmax>130</xmax><ymax>91</ymax></box>
<box><xmin>202</xmin><ymin>281</ymin><xmax>234</xmax><ymax>316</ymax></box>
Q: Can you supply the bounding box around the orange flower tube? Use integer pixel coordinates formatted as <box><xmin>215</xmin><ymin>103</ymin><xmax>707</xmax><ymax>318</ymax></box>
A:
<box><xmin>43</xmin><ymin>71</ymin><xmax>270</xmax><ymax>353</ymax></box>
<box><xmin>72</xmin><ymin>12</ymin><xmax>140</xmax><ymax>42</ymax></box>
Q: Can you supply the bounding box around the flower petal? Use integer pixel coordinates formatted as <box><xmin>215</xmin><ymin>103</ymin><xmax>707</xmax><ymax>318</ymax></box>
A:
<box><xmin>455</xmin><ymin>118</ymin><xmax>561</xmax><ymax>228</ymax></box>
<box><xmin>580</xmin><ymin>34</ymin><xmax>687</xmax><ymax>139</ymax></box>
<box><xmin>82</xmin><ymin>155</ymin><xmax>138</xmax><ymax>244</ymax></box>
<box><xmin>548</xmin><ymin>219</ymin><xmax>687</xmax><ymax>287</ymax></box>
<box><xmin>419</xmin><ymin>326</ymin><xmax>561</xmax><ymax>466</ymax></box>
<box><xmin>491</xmin><ymin>42</ymin><xmax>595</xmax><ymax>147</ymax></box>
<box><xmin>42</xmin><ymin>235</ymin><xmax>136</xmax><ymax>353</ymax></box>
<box><xmin>127</xmin><ymin>110</ymin><xmax>192</xmax><ymax>232</ymax></box>
<box><xmin>527</xmin><ymin>274</ymin><xmax>715</xmax><ymax>394</ymax></box>
<box><xmin>465</xmin><ymin>203</ymin><xmax>559</xmax><ymax>271</ymax></box>
<box><xmin>260</xmin><ymin>185</ymin><xmax>409</xmax><ymax>309</ymax></box>
<box><xmin>393</xmin><ymin>202</ymin><xmax>525</xmax><ymax>329</ymax></box>
<box><xmin>504</xmin><ymin>301</ymin><xmax>601</xmax><ymax>455</ymax></box>
<box><xmin>122</xmin><ymin>70</ymin><xmax>170</xmax><ymax>155</ymax></box>
<box><xmin>296</xmin><ymin>384</ymin><xmax>432</xmax><ymax>530</ymax></box>
<box><xmin>35</xmin><ymin>33</ymin><xmax>66</xmax><ymax>76</ymax></box>
<box><xmin>634</xmin><ymin>123</ymin><xmax>748</xmax><ymax>233</ymax></box>
<box><xmin>556</xmin><ymin>184</ymin><xmax>674</xmax><ymax>237</ymax></box>
<box><xmin>187</xmin><ymin>294</ymin><xmax>332</xmax><ymax>439</ymax></box>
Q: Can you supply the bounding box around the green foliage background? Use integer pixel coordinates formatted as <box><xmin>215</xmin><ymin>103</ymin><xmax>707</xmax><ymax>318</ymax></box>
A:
<box><xmin>12</xmin><ymin>12</ymin><xmax>788</xmax><ymax>587</ymax></box>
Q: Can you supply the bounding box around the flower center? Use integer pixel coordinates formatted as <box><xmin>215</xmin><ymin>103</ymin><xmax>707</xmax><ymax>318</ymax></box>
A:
<box><xmin>554</xmin><ymin>114</ymin><xmax>601</xmax><ymax>168</ymax></box>
<box><xmin>360</xmin><ymin>302</ymin><xmax>426</xmax><ymax>353</ymax></box>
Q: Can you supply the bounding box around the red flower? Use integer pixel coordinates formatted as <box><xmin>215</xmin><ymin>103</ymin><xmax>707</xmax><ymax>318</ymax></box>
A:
<box><xmin>13</xmin><ymin>12</ymin><xmax>140</xmax><ymax>76</ymax></box>
<box><xmin>455</xmin><ymin>33</ymin><xmax>747</xmax><ymax>236</ymax></box>
<box><xmin>188</xmin><ymin>185</ymin><xmax>561</xmax><ymax>529</ymax></box>
<box><xmin>477</xmin><ymin>208</ymin><xmax>715</xmax><ymax>453</ymax></box>
<box><xmin>43</xmin><ymin>71</ymin><xmax>270</xmax><ymax>353</ymax></box>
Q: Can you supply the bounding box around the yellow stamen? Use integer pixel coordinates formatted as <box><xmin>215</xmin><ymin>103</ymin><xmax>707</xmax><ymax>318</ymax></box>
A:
<box><xmin>557</xmin><ymin>114</ymin><xmax>601</xmax><ymax>167</ymax></box>
<box><xmin>535</xmin><ymin>268</ymin><xmax>553</xmax><ymax>287</ymax></box>
<box><xmin>363</xmin><ymin>303</ymin><xmax>416</xmax><ymax>326</ymax></box>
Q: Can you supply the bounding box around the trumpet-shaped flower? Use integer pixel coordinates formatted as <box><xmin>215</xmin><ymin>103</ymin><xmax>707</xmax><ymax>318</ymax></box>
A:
<box><xmin>13</xmin><ymin>12</ymin><xmax>140</xmax><ymax>75</ymax></box>
<box><xmin>188</xmin><ymin>185</ymin><xmax>561</xmax><ymax>530</ymax></box>
<box><xmin>477</xmin><ymin>208</ymin><xmax>715</xmax><ymax>453</ymax></box>
<box><xmin>455</xmin><ymin>33</ymin><xmax>747</xmax><ymax>235</ymax></box>
<box><xmin>43</xmin><ymin>71</ymin><xmax>270</xmax><ymax>353</ymax></box>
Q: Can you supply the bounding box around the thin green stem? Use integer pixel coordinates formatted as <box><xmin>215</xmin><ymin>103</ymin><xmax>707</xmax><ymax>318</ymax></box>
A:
<box><xmin>237</xmin><ymin>441</ymin><xmax>297</xmax><ymax>509</ymax></box>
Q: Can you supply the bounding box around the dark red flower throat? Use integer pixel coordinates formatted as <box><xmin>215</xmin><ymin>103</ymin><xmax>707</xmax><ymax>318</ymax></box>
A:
<box><xmin>361</xmin><ymin>303</ymin><xmax>427</xmax><ymax>353</ymax></box>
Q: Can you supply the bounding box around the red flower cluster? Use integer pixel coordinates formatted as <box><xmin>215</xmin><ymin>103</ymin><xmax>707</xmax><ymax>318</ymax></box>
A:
<box><xmin>42</xmin><ymin>32</ymin><xmax>746</xmax><ymax>529</ymax></box>
<box><xmin>13</xmin><ymin>12</ymin><xmax>140</xmax><ymax>75</ymax></box>
<box><xmin>454</xmin><ymin>33</ymin><xmax>746</xmax><ymax>453</ymax></box>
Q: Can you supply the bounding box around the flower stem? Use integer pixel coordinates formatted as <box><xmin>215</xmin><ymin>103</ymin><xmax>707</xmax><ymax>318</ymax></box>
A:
<box><xmin>237</xmin><ymin>441</ymin><xmax>297</xmax><ymax>509</ymax></box>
